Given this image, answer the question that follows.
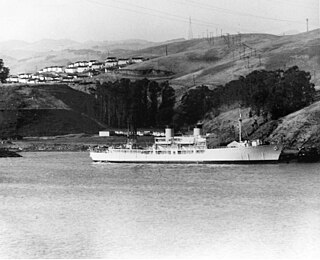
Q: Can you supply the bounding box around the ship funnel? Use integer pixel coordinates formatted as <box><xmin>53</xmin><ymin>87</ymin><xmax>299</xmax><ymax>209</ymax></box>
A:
<box><xmin>165</xmin><ymin>127</ymin><xmax>174</xmax><ymax>142</ymax></box>
<box><xmin>193</xmin><ymin>123</ymin><xmax>202</xmax><ymax>137</ymax></box>
<box><xmin>193</xmin><ymin>127</ymin><xmax>201</xmax><ymax>137</ymax></box>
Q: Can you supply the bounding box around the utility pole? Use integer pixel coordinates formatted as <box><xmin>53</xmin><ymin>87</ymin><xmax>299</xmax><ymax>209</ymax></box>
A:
<box><xmin>306</xmin><ymin>18</ymin><xmax>309</xmax><ymax>32</ymax></box>
<box><xmin>259</xmin><ymin>54</ymin><xmax>262</xmax><ymax>66</ymax></box>
<box><xmin>188</xmin><ymin>16</ymin><xmax>193</xmax><ymax>40</ymax></box>
<box><xmin>165</xmin><ymin>45</ymin><xmax>168</xmax><ymax>56</ymax></box>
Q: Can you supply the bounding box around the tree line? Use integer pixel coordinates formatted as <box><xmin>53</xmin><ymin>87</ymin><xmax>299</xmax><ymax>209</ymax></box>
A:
<box><xmin>0</xmin><ymin>59</ymin><xmax>10</xmax><ymax>83</ymax></box>
<box><xmin>174</xmin><ymin>66</ymin><xmax>315</xmax><ymax>128</ymax></box>
<box><xmin>91</xmin><ymin>78</ymin><xmax>175</xmax><ymax>132</ymax></box>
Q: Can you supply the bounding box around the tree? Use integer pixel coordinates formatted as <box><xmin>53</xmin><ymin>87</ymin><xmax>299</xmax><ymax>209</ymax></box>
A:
<box><xmin>156</xmin><ymin>81</ymin><xmax>175</xmax><ymax>126</ymax></box>
<box><xmin>0</xmin><ymin>59</ymin><xmax>10</xmax><ymax>83</ymax></box>
<box><xmin>174</xmin><ymin>85</ymin><xmax>214</xmax><ymax>127</ymax></box>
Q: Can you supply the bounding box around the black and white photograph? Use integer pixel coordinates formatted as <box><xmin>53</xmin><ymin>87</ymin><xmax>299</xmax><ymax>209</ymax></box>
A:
<box><xmin>0</xmin><ymin>0</ymin><xmax>319</xmax><ymax>259</ymax></box>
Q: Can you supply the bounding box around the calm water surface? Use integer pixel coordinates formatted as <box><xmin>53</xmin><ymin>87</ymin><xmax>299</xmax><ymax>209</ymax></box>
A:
<box><xmin>0</xmin><ymin>152</ymin><xmax>319</xmax><ymax>259</ymax></box>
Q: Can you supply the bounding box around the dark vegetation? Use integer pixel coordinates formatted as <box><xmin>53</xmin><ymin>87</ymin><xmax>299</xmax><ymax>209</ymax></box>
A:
<box><xmin>0</xmin><ymin>59</ymin><xmax>9</xmax><ymax>83</ymax></box>
<box><xmin>90</xmin><ymin>66</ymin><xmax>314</xmax><ymax>133</ymax></box>
<box><xmin>174</xmin><ymin>66</ymin><xmax>315</xmax><ymax>128</ymax></box>
<box><xmin>91</xmin><ymin>78</ymin><xmax>175</xmax><ymax>131</ymax></box>
<box><xmin>0</xmin><ymin>61</ymin><xmax>315</xmax><ymax>139</ymax></box>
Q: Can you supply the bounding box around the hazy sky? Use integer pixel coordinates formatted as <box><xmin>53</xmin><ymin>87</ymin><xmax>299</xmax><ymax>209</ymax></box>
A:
<box><xmin>0</xmin><ymin>0</ymin><xmax>319</xmax><ymax>42</ymax></box>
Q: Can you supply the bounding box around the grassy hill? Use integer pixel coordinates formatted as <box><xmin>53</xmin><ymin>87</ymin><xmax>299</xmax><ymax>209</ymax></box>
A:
<box><xmin>128</xmin><ymin>29</ymin><xmax>320</xmax><ymax>90</ymax></box>
<box><xmin>0</xmin><ymin>84</ymin><xmax>105</xmax><ymax>137</ymax></box>
<box><xmin>0</xmin><ymin>38</ymin><xmax>177</xmax><ymax>74</ymax></box>
<box><xmin>1</xmin><ymin>31</ymin><xmax>319</xmax><ymax>143</ymax></box>
<box><xmin>203</xmin><ymin>100</ymin><xmax>320</xmax><ymax>149</ymax></box>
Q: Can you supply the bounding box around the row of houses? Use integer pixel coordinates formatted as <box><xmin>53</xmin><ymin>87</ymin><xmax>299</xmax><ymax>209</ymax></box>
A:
<box><xmin>6</xmin><ymin>56</ymin><xmax>145</xmax><ymax>84</ymax></box>
<box><xmin>6</xmin><ymin>73</ymin><xmax>93</xmax><ymax>84</ymax></box>
<box><xmin>39</xmin><ymin>57</ymin><xmax>144</xmax><ymax>74</ymax></box>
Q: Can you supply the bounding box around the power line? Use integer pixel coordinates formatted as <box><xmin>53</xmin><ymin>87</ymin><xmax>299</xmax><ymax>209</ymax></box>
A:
<box><xmin>267</xmin><ymin>0</ymin><xmax>318</xmax><ymax>10</ymax></box>
<box><xmin>85</xmin><ymin>0</ymin><xmax>260</xmax><ymax>33</ymax></box>
<box><xmin>178</xmin><ymin>0</ymin><xmax>312</xmax><ymax>25</ymax></box>
<box><xmin>188</xmin><ymin>17</ymin><xmax>193</xmax><ymax>40</ymax></box>
<box><xmin>85</xmin><ymin>0</ymin><xmax>218</xmax><ymax>27</ymax></box>
<box><xmin>113</xmin><ymin>0</ymin><xmax>223</xmax><ymax>27</ymax></box>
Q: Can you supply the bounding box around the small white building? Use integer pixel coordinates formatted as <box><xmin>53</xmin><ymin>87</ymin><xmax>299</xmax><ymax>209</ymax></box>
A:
<box><xmin>91</xmin><ymin>62</ymin><xmax>104</xmax><ymax>70</ymax></box>
<box><xmin>74</xmin><ymin>61</ymin><xmax>89</xmax><ymax>67</ymax></box>
<box><xmin>88</xmin><ymin>60</ymin><xmax>98</xmax><ymax>66</ymax></box>
<box><xmin>105</xmin><ymin>57</ymin><xmax>118</xmax><ymax>68</ymax></box>
<box><xmin>6</xmin><ymin>75</ymin><xmax>19</xmax><ymax>83</ymax></box>
<box><xmin>18</xmin><ymin>78</ymin><xmax>29</xmax><ymax>84</ymax></box>
<box><xmin>131</xmin><ymin>57</ymin><xmax>144</xmax><ymax>63</ymax></box>
<box><xmin>28</xmin><ymin>79</ymin><xmax>38</xmax><ymax>84</ymax></box>
<box><xmin>45</xmin><ymin>77</ymin><xmax>54</xmax><ymax>82</ymax></box>
<box><xmin>76</xmin><ymin>66</ymin><xmax>89</xmax><ymax>73</ymax></box>
<box><xmin>99</xmin><ymin>130</ymin><xmax>115</xmax><ymax>137</ymax></box>
<box><xmin>118</xmin><ymin>58</ymin><xmax>129</xmax><ymax>66</ymax></box>
<box><xmin>18</xmin><ymin>73</ymin><xmax>32</xmax><ymax>79</ymax></box>
<box><xmin>65</xmin><ymin>67</ymin><xmax>78</xmax><ymax>74</ymax></box>
<box><xmin>51</xmin><ymin>66</ymin><xmax>64</xmax><ymax>73</ymax></box>
<box><xmin>67</xmin><ymin>63</ymin><xmax>76</xmax><ymax>68</ymax></box>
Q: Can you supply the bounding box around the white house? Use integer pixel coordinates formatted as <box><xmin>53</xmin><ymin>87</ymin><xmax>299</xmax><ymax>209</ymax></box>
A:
<box><xmin>91</xmin><ymin>62</ymin><xmax>104</xmax><ymax>70</ymax></box>
<box><xmin>18</xmin><ymin>73</ymin><xmax>32</xmax><ymax>79</ymax></box>
<box><xmin>88</xmin><ymin>60</ymin><xmax>98</xmax><ymax>66</ymax></box>
<box><xmin>45</xmin><ymin>77</ymin><xmax>54</xmax><ymax>82</ymax></box>
<box><xmin>99</xmin><ymin>130</ymin><xmax>115</xmax><ymax>137</ymax></box>
<box><xmin>18</xmin><ymin>78</ymin><xmax>29</xmax><ymax>84</ymax></box>
<box><xmin>131</xmin><ymin>57</ymin><xmax>144</xmax><ymax>63</ymax></box>
<box><xmin>105</xmin><ymin>57</ymin><xmax>118</xmax><ymax>68</ymax></box>
<box><xmin>6</xmin><ymin>75</ymin><xmax>19</xmax><ymax>83</ymax></box>
<box><xmin>28</xmin><ymin>79</ymin><xmax>38</xmax><ymax>84</ymax></box>
<box><xmin>67</xmin><ymin>63</ymin><xmax>76</xmax><ymax>68</ymax></box>
<box><xmin>52</xmin><ymin>66</ymin><xmax>64</xmax><ymax>73</ymax></box>
<box><xmin>65</xmin><ymin>67</ymin><xmax>77</xmax><ymax>74</ymax></box>
<box><xmin>76</xmin><ymin>66</ymin><xmax>89</xmax><ymax>73</ymax></box>
<box><xmin>74</xmin><ymin>61</ymin><xmax>89</xmax><ymax>67</ymax></box>
<box><xmin>118</xmin><ymin>58</ymin><xmax>129</xmax><ymax>66</ymax></box>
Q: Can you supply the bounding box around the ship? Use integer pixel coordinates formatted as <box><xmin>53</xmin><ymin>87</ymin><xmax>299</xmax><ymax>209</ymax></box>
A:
<box><xmin>89</xmin><ymin>122</ymin><xmax>283</xmax><ymax>164</ymax></box>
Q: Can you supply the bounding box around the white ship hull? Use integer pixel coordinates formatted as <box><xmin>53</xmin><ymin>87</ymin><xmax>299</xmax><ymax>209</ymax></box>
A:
<box><xmin>90</xmin><ymin>144</ymin><xmax>282</xmax><ymax>164</ymax></box>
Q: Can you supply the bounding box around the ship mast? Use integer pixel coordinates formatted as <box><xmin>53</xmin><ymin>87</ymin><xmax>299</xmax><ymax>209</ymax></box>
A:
<box><xmin>238</xmin><ymin>108</ymin><xmax>242</xmax><ymax>143</ymax></box>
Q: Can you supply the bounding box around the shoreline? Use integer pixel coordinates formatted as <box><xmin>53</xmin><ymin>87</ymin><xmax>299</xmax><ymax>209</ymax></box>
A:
<box><xmin>2</xmin><ymin>134</ymin><xmax>319</xmax><ymax>162</ymax></box>
<box><xmin>2</xmin><ymin>134</ymin><xmax>155</xmax><ymax>153</ymax></box>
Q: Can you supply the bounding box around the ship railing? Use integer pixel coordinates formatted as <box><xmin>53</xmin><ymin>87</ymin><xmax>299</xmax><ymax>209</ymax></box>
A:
<box><xmin>90</xmin><ymin>145</ymin><xmax>109</xmax><ymax>152</ymax></box>
<box><xmin>109</xmin><ymin>148</ymin><xmax>154</xmax><ymax>154</ymax></box>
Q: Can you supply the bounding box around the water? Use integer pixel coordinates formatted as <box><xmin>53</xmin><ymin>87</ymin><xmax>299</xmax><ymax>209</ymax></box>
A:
<box><xmin>0</xmin><ymin>152</ymin><xmax>319</xmax><ymax>259</ymax></box>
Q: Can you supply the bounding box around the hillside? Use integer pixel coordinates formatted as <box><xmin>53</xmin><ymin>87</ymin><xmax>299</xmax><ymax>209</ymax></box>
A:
<box><xmin>0</xmin><ymin>38</ymin><xmax>179</xmax><ymax>74</ymax></box>
<box><xmin>0</xmin><ymin>84</ymin><xmax>105</xmax><ymax>137</ymax></box>
<box><xmin>1</xmin><ymin>30</ymin><xmax>319</xmax><ymax>144</ymax></box>
<box><xmin>128</xmin><ymin>29</ymin><xmax>320</xmax><ymax>89</ymax></box>
<box><xmin>203</xmin><ymin>100</ymin><xmax>320</xmax><ymax>149</ymax></box>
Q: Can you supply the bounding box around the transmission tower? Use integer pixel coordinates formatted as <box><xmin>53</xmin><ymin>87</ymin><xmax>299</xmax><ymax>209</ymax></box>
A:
<box><xmin>188</xmin><ymin>17</ymin><xmax>193</xmax><ymax>40</ymax></box>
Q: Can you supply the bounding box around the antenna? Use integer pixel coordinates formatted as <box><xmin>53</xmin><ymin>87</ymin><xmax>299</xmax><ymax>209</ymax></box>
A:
<box><xmin>188</xmin><ymin>17</ymin><xmax>193</xmax><ymax>40</ymax></box>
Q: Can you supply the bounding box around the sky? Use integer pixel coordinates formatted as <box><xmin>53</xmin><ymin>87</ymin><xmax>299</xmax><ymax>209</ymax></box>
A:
<box><xmin>0</xmin><ymin>0</ymin><xmax>319</xmax><ymax>42</ymax></box>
